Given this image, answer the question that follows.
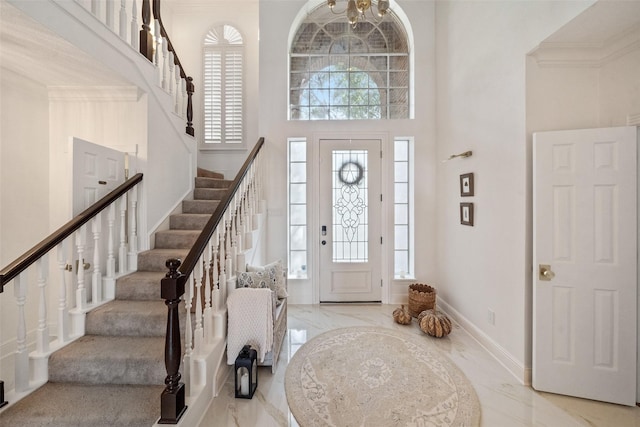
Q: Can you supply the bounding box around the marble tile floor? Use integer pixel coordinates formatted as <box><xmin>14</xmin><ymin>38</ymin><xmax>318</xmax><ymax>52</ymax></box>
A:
<box><xmin>199</xmin><ymin>304</ymin><xmax>640</xmax><ymax>427</ymax></box>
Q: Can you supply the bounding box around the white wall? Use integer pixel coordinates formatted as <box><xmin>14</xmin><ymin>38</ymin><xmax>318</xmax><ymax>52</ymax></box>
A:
<box><xmin>166</xmin><ymin>0</ymin><xmax>261</xmax><ymax>180</ymax></box>
<box><xmin>0</xmin><ymin>69</ymin><xmax>50</xmax><ymax>392</ymax></box>
<box><xmin>435</xmin><ymin>0</ymin><xmax>595</xmax><ymax>382</ymax></box>
<box><xmin>257</xmin><ymin>0</ymin><xmax>437</xmax><ymax>304</ymax></box>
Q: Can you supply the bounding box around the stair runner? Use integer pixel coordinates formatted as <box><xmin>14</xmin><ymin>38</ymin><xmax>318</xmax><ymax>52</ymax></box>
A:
<box><xmin>0</xmin><ymin>170</ymin><xmax>231</xmax><ymax>427</ymax></box>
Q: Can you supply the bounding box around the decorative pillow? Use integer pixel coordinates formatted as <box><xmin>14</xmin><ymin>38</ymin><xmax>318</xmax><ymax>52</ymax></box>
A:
<box><xmin>236</xmin><ymin>271</ymin><xmax>270</xmax><ymax>290</ymax></box>
<box><xmin>246</xmin><ymin>260</ymin><xmax>288</xmax><ymax>300</ymax></box>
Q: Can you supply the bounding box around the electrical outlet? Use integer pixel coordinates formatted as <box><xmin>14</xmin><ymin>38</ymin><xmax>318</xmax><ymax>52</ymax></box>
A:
<box><xmin>487</xmin><ymin>309</ymin><xmax>495</xmax><ymax>325</ymax></box>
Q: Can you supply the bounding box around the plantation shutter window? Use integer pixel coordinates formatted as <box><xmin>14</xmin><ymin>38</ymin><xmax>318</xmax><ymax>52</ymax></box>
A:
<box><xmin>203</xmin><ymin>25</ymin><xmax>244</xmax><ymax>145</ymax></box>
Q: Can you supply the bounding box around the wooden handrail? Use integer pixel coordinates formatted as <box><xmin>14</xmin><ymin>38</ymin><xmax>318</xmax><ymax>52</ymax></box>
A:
<box><xmin>159</xmin><ymin>138</ymin><xmax>264</xmax><ymax>423</ymax></box>
<box><xmin>178</xmin><ymin>138</ymin><xmax>264</xmax><ymax>281</ymax></box>
<box><xmin>152</xmin><ymin>0</ymin><xmax>195</xmax><ymax>136</ymax></box>
<box><xmin>0</xmin><ymin>173</ymin><xmax>143</xmax><ymax>293</ymax></box>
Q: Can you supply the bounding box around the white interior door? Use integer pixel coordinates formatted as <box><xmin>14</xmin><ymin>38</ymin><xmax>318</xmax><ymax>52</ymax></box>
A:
<box><xmin>533</xmin><ymin>126</ymin><xmax>637</xmax><ymax>406</ymax></box>
<box><xmin>319</xmin><ymin>139</ymin><xmax>382</xmax><ymax>302</ymax></box>
<box><xmin>72</xmin><ymin>138</ymin><xmax>125</xmax><ymax>303</ymax></box>
<box><xmin>72</xmin><ymin>137</ymin><xmax>124</xmax><ymax>215</ymax></box>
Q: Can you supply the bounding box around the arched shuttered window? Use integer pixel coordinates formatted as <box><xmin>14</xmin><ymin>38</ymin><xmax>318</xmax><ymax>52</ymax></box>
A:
<box><xmin>203</xmin><ymin>25</ymin><xmax>244</xmax><ymax>144</ymax></box>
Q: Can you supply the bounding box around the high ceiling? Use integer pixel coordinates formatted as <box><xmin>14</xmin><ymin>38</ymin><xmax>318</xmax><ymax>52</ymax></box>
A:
<box><xmin>1</xmin><ymin>0</ymin><xmax>638</xmax><ymax>88</ymax></box>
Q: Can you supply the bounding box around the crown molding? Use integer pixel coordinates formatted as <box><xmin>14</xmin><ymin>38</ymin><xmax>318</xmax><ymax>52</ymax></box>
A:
<box><xmin>530</xmin><ymin>25</ymin><xmax>640</xmax><ymax>68</ymax></box>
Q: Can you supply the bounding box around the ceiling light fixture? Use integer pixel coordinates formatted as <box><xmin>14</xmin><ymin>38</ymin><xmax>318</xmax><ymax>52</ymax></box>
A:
<box><xmin>327</xmin><ymin>0</ymin><xmax>390</xmax><ymax>28</ymax></box>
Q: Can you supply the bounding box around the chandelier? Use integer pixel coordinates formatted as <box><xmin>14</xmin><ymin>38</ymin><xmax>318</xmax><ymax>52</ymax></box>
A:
<box><xmin>327</xmin><ymin>0</ymin><xmax>391</xmax><ymax>28</ymax></box>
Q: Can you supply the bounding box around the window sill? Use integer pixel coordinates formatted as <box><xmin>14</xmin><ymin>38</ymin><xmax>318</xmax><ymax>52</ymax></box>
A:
<box><xmin>199</xmin><ymin>146</ymin><xmax>248</xmax><ymax>153</ymax></box>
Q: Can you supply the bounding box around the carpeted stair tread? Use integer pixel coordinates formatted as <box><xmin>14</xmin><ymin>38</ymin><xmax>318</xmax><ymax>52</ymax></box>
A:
<box><xmin>155</xmin><ymin>229</ymin><xmax>201</xmax><ymax>249</ymax></box>
<box><xmin>195</xmin><ymin>176</ymin><xmax>233</xmax><ymax>189</ymax></box>
<box><xmin>137</xmin><ymin>248</ymin><xmax>189</xmax><ymax>272</ymax></box>
<box><xmin>0</xmin><ymin>382</ymin><xmax>163</xmax><ymax>427</ymax></box>
<box><xmin>170</xmin><ymin>213</ymin><xmax>211</xmax><ymax>230</ymax></box>
<box><xmin>197</xmin><ymin>167</ymin><xmax>224</xmax><ymax>179</ymax></box>
<box><xmin>48</xmin><ymin>335</ymin><xmax>165</xmax><ymax>385</ymax></box>
<box><xmin>115</xmin><ymin>271</ymin><xmax>165</xmax><ymax>301</ymax></box>
<box><xmin>85</xmin><ymin>300</ymin><xmax>169</xmax><ymax>337</ymax></box>
<box><xmin>194</xmin><ymin>187</ymin><xmax>227</xmax><ymax>200</ymax></box>
<box><xmin>182</xmin><ymin>199</ymin><xmax>221</xmax><ymax>214</ymax></box>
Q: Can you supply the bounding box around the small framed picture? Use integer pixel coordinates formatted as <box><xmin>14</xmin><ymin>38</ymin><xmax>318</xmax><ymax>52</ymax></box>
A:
<box><xmin>460</xmin><ymin>173</ymin><xmax>474</xmax><ymax>197</ymax></box>
<box><xmin>460</xmin><ymin>203</ymin><xmax>474</xmax><ymax>226</ymax></box>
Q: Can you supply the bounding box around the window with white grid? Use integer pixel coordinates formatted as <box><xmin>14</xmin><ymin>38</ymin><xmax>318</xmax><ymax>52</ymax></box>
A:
<box><xmin>289</xmin><ymin>5</ymin><xmax>410</xmax><ymax>120</ymax></box>
<box><xmin>288</xmin><ymin>138</ymin><xmax>308</xmax><ymax>278</ymax></box>
<box><xmin>203</xmin><ymin>25</ymin><xmax>244</xmax><ymax>145</ymax></box>
<box><xmin>394</xmin><ymin>138</ymin><xmax>413</xmax><ymax>278</ymax></box>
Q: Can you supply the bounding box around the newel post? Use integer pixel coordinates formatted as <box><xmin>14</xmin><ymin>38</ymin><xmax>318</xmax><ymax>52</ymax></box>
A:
<box><xmin>186</xmin><ymin>77</ymin><xmax>195</xmax><ymax>136</ymax></box>
<box><xmin>159</xmin><ymin>258</ymin><xmax>187</xmax><ymax>424</ymax></box>
<box><xmin>139</xmin><ymin>0</ymin><xmax>154</xmax><ymax>62</ymax></box>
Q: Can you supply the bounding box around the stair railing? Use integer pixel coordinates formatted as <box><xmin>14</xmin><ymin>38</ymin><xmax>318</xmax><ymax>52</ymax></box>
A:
<box><xmin>0</xmin><ymin>173</ymin><xmax>143</xmax><ymax>403</ymax></box>
<box><xmin>159</xmin><ymin>138</ymin><xmax>265</xmax><ymax>423</ymax></box>
<box><xmin>76</xmin><ymin>0</ymin><xmax>195</xmax><ymax>136</ymax></box>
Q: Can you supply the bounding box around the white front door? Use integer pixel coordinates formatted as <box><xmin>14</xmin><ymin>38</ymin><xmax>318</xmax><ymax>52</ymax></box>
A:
<box><xmin>319</xmin><ymin>139</ymin><xmax>382</xmax><ymax>302</ymax></box>
<box><xmin>533</xmin><ymin>126</ymin><xmax>637</xmax><ymax>406</ymax></box>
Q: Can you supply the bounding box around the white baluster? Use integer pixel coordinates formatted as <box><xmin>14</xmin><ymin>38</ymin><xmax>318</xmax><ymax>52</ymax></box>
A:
<box><xmin>106</xmin><ymin>0</ymin><xmax>115</xmax><ymax>30</ymax></box>
<box><xmin>212</xmin><ymin>230</ymin><xmax>220</xmax><ymax>309</ymax></box>
<box><xmin>162</xmin><ymin>36</ymin><xmax>169</xmax><ymax>91</ymax></box>
<box><xmin>154</xmin><ymin>19</ymin><xmax>161</xmax><ymax>73</ymax></box>
<box><xmin>119</xmin><ymin>0</ymin><xmax>127</xmax><ymax>39</ymax></box>
<box><xmin>212</xmin><ymin>242</ymin><xmax>223</xmax><ymax>338</ymax></box>
<box><xmin>129</xmin><ymin>186</ymin><xmax>138</xmax><ymax>266</ymax></box>
<box><xmin>168</xmin><ymin>51</ymin><xmax>175</xmax><ymax>95</ymax></box>
<box><xmin>204</xmin><ymin>240</ymin><xmax>213</xmax><ymax>344</ymax></box>
<box><xmin>57</xmin><ymin>242</ymin><xmax>70</xmax><ymax>343</ymax></box>
<box><xmin>119</xmin><ymin>196</ymin><xmax>128</xmax><ymax>274</ymax></box>
<box><xmin>14</xmin><ymin>273</ymin><xmax>29</xmax><ymax>392</ymax></box>
<box><xmin>219</xmin><ymin>226</ymin><xmax>227</xmax><ymax>303</ymax></box>
<box><xmin>181</xmin><ymin>77</ymin><xmax>187</xmax><ymax>118</ymax></box>
<box><xmin>36</xmin><ymin>257</ymin><xmax>50</xmax><ymax>354</ymax></box>
<box><xmin>76</xmin><ymin>225</ymin><xmax>87</xmax><ymax>310</ymax></box>
<box><xmin>92</xmin><ymin>213</ymin><xmax>102</xmax><ymax>305</ymax></box>
<box><xmin>107</xmin><ymin>203</ymin><xmax>116</xmax><ymax>280</ymax></box>
<box><xmin>175</xmin><ymin>65</ymin><xmax>182</xmax><ymax>114</ymax></box>
<box><xmin>194</xmin><ymin>258</ymin><xmax>204</xmax><ymax>355</ymax></box>
<box><xmin>130</xmin><ymin>0</ymin><xmax>139</xmax><ymax>50</ymax></box>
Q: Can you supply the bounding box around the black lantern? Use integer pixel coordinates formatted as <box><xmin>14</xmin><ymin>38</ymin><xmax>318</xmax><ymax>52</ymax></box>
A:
<box><xmin>234</xmin><ymin>345</ymin><xmax>258</xmax><ymax>399</ymax></box>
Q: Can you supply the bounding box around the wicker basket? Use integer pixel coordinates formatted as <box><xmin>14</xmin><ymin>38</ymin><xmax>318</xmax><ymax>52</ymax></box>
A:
<box><xmin>408</xmin><ymin>283</ymin><xmax>436</xmax><ymax>318</ymax></box>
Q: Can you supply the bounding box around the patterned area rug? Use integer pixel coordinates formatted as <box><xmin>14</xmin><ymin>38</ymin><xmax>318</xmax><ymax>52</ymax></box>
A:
<box><xmin>285</xmin><ymin>326</ymin><xmax>481</xmax><ymax>426</ymax></box>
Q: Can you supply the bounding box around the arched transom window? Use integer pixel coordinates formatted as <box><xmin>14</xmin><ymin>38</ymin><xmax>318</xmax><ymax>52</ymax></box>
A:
<box><xmin>289</xmin><ymin>5</ymin><xmax>409</xmax><ymax>120</ymax></box>
<box><xmin>203</xmin><ymin>24</ymin><xmax>244</xmax><ymax>144</ymax></box>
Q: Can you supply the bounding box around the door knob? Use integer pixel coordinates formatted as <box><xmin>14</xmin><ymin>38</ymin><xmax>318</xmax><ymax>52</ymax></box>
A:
<box><xmin>321</xmin><ymin>240</ymin><xmax>327</xmax><ymax>245</ymax></box>
<box><xmin>539</xmin><ymin>264</ymin><xmax>555</xmax><ymax>281</ymax></box>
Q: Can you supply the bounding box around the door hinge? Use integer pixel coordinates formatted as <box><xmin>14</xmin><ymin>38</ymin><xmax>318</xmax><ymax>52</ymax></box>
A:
<box><xmin>380</xmin><ymin>150</ymin><xmax>383</xmax><ymax>158</ymax></box>
<box><xmin>380</xmin><ymin>194</ymin><xmax>383</xmax><ymax>202</ymax></box>
<box><xmin>380</xmin><ymin>236</ymin><xmax>383</xmax><ymax>244</ymax></box>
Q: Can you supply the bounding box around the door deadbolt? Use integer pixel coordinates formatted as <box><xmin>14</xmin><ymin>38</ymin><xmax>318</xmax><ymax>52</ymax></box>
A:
<box><xmin>539</xmin><ymin>264</ymin><xmax>555</xmax><ymax>281</ymax></box>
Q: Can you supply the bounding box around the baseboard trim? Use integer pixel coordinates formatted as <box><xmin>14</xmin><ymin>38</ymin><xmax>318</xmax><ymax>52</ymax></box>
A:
<box><xmin>437</xmin><ymin>297</ymin><xmax>530</xmax><ymax>385</ymax></box>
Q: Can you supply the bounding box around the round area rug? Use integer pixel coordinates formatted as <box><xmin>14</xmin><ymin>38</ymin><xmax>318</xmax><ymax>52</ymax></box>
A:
<box><xmin>285</xmin><ymin>326</ymin><xmax>481</xmax><ymax>427</ymax></box>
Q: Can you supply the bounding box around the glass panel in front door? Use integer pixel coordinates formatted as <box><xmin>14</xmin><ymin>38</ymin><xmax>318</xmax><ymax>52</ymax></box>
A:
<box><xmin>332</xmin><ymin>149</ymin><xmax>368</xmax><ymax>263</ymax></box>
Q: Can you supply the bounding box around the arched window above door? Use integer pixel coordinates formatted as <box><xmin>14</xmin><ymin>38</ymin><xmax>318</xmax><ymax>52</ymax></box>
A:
<box><xmin>289</xmin><ymin>4</ymin><xmax>410</xmax><ymax>120</ymax></box>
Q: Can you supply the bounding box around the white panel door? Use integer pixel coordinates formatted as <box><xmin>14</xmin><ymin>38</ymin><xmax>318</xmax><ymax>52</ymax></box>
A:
<box><xmin>533</xmin><ymin>126</ymin><xmax>637</xmax><ymax>406</ymax></box>
<box><xmin>72</xmin><ymin>138</ymin><xmax>125</xmax><ymax>303</ymax></box>
<box><xmin>319</xmin><ymin>139</ymin><xmax>382</xmax><ymax>302</ymax></box>
<box><xmin>73</xmin><ymin>137</ymin><xmax>124</xmax><ymax>215</ymax></box>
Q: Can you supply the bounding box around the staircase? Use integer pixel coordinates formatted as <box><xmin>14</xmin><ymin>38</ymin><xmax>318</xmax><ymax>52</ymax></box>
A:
<box><xmin>0</xmin><ymin>170</ymin><xmax>231</xmax><ymax>427</ymax></box>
